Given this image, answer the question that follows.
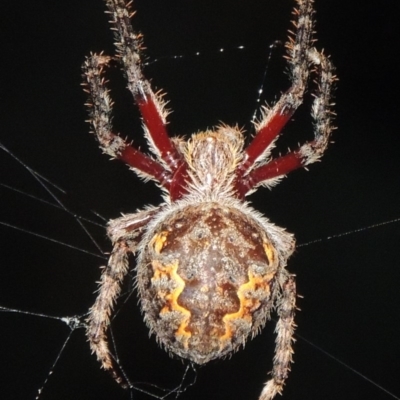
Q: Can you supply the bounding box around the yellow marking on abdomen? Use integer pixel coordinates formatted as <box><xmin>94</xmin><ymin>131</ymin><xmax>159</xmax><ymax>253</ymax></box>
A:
<box><xmin>220</xmin><ymin>270</ymin><xmax>270</xmax><ymax>344</ymax></box>
<box><xmin>152</xmin><ymin>260</ymin><xmax>192</xmax><ymax>347</ymax></box>
<box><xmin>150</xmin><ymin>231</ymin><xmax>169</xmax><ymax>254</ymax></box>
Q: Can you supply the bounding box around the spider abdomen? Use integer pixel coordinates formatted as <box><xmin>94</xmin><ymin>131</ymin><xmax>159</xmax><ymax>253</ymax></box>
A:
<box><xmin>138</xmin><ymin>202</ymin><xmax>279</xmax><ymax>364</ymax></box>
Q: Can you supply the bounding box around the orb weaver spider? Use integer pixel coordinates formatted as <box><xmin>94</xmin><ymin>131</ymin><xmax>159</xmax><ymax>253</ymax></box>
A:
<box><xmin>83</xmin><ymin>0</ymin><xmax>335</xmax><ymax>398</ymax></box>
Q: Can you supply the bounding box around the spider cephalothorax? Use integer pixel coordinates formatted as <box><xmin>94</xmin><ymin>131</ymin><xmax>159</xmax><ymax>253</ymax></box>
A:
<box><xmin>83</xmin><ymin>0</ymin><xmax>335</xmax><ymax>399</ymax></box>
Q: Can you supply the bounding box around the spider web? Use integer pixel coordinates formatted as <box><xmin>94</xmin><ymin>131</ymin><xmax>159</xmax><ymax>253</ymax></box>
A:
<box><xmin>1</xmin><ymin>1</ymin><xmax>400</xmax><ymax>400</ymax></box>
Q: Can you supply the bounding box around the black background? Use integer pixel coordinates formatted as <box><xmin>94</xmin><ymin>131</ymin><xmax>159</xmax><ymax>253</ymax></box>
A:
<box><xmin>1</xmin><ymin>1</ymin><xmax>399</xmax><ymax>400</ymax></box>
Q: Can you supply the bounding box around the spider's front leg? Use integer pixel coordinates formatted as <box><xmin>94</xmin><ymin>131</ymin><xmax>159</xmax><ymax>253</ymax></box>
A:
<box><xmin>260</xmin><ymin>273</ymin><xmax>296</xmax><ymax>400</ymax></box>
<box><xmin>83</xmin><ymin>0</ymin><xmax>189</xmax><ymax>200</ymax></box>
<box><xmin>235</xmin><ymin>0</ymin><xmax>336</xmax><ymax>197</ymax></box>
<box><xmin>104</xmin><ymin>0</ymin><xmax>182</xmax><ymax>168</ymax></box>
<box><xmin>83</xmin><ymin>54</ymin><xmax>172</xmax><ymax>188</ymax></box>
<box><xmin>87</xmin><ymin>207</ymin><xmax>161</xmax><ymax>386</ymax></box>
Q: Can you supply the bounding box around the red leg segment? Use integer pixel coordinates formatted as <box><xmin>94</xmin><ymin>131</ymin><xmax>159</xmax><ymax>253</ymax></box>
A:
<box><xmin>118</xmin><ymin>142</ymin><xmax>173</xmax><ymax>188</ymax></box>
<box><xmin>236</xmin><ymin>105</ymin><xmax>295</xmax><ymax>178</ymax></box>
<box><xmin>135</xmin><ymin>95</ymin><xmax>182</xmax><ymax>171</ymax></box>
<box><xmin>235</xmin><ymin>150</ymin><xmax>304</xmax><ymax>198</ymax></box>
<box><xmin>134</xmin><ymin>95</ymin><xmax>189</xmax><ymax>200</ymax></box>
<box><xmin>233</xmin><ymin>89</ymin><xmax>301</xmax><ymax>197</ymax></box>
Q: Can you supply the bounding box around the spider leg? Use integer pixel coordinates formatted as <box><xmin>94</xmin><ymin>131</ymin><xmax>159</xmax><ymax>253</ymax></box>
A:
<box><xmin>237</xmin><ymin>49</ymin><xmax>336</xmax><ymax>197</ymax></box>
<box><xmin>104</xmin><ymin>0</ymin><xmax>188</xmax><ymax>199</ymax></box>
<box><xmin>87</xmin><ymin>207</ymin><xmax>160</xmax><ymax>387</ymax></box>
<box><xmin>83</xmin><ymin>54</ymin><xmax>173</xmax><ymax>189</ymax></box>
<box><xmin>237</xmin><ymin>0</ymin><xmax>315</xmax><ymax>177</ymax></box>
<box><xmin>260</xmin><ymin>273</ymin><xmax>296</xmax><ymax>400</ymax></box>
<box><xmin>235</xmin><ymin>0</ymin><xmax>335</xmax><ymax>197</ymax></box>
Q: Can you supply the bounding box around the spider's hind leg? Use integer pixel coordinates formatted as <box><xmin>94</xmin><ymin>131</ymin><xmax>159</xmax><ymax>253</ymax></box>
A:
<box><xmin>260</xmin><ymin>273</ymin><xmax>296</xmax><ymax>400</ymax></box>
<box><xmin>87</xmin><ymin>207</ymin><xmax>161</xmax><ymax>387</ymax></box>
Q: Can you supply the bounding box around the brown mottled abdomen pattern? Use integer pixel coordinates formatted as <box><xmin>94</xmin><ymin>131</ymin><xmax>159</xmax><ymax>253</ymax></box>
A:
<box><xmin>137</xmin><ymin>203</ymin><xmax>279</xmax><ymax>364</ymax></box>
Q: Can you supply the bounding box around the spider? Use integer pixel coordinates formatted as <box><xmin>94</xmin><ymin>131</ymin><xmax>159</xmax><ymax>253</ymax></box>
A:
<box><xmin>83</xmin><ymin>0</ymin><xmax>335</xmax><ymax>398</ymax></box>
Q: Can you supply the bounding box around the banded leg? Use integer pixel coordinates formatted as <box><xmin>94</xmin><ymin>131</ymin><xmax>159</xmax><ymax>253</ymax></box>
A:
<box><xmin>260</xmin><ymin>273</ymin><xmax>297</xmax><ymax>400</ymax></box>
<box><xmin>104</xmin><ymin>0</ymin><xmax>186</xmax><ymax>175</ymax></box>
<box><xmin>87</xmin><ymin>240</ymin><xmax>131</xmax><ymax>386</ymax></box>
<box><xmin>236</xmin><ymin>0</ymin><xmax>315</xmax><ymax>181</ymax></box>
<box><xmin>87</xmin><ymin>207</ymin><xmax>160</xmax><ymax>386</ymax></box>
<box><xmin>83</xmin><ymin>54</ymin><xmax>173</xmax><ymax>188</ymax></box>
<box><xmin>237</xmin><ymin>48</ymin><xmax>336</xmax><ymax>196</ymax></box>
<box><xmin>235</xmin><ymin>0</ymin><xmax>335</xmax><ymax>197</ymax></box>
